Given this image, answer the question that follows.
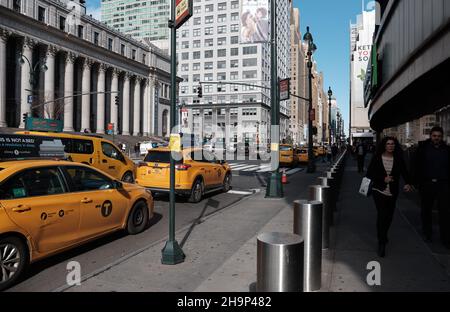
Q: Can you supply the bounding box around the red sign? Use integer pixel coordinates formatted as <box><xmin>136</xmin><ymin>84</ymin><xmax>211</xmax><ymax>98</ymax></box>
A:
<box><xmin>176</xmin><ymin>0</ymin><xmax>193</xmax><ymax>29</ymax></box>
<box><xmin>279</xmin><ymin>78</ymin><xmax>291</xmax><ymax>101</ymax></box>
<box><xmin>107</xmin><ymin>123</ymin><xmax>114</xmax><ymax>131</ymax></box>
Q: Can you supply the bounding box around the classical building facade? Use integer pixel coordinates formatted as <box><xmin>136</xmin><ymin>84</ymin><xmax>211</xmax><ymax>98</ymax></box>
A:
<box><xmin>0</xmin><ymin>0</ymin><xmax>175</xmax><ymax>137</ymax></box>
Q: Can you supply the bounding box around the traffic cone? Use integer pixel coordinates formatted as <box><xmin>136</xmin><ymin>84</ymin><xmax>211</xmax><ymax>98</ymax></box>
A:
<box><xmin>282</xmin><ymin>169</ymin><xmax>288</xmax><ymax>184</ymax></box>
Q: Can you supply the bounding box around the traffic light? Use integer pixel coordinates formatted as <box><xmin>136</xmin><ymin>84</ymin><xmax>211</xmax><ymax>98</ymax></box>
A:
<box><xmin>115</xmin><ymin>96</ymin><xmax>119</xmax><ymax>106</ymax></box>
<box><xmin>197</xmin><ymin>85</ymin><xmax>203</xmax><ymax>98</ymax></box>
<box><xmin>22</xmin><ymin>113</ymin><xmax>28</xmax><ymax>123</ymax></box>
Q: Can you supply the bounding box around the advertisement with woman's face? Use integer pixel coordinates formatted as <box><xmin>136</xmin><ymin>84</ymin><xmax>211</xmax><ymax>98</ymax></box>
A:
<box><xmin>240</xmin><ymin>0</ymin><xmax>269</xmax><ymax>43</ymax></box>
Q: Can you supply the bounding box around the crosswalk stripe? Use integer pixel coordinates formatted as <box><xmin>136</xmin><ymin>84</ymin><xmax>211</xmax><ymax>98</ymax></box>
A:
<box><xmin>243</xmin><ymin>165</ymin><xmax>265</xmax><ymax>171</ymax></box>
<box><xmin>233</xmin><ymin>165</ymin><xmax>261</xmax><ymax>171</ymax></box>
<box><xmin>230</xmin><ymin>164</ymin><xmax>254</xmax><ymax>170</ymax></box>
<box><xmin>285</xmin><ymin>168</ymin><xmax>302</xmax><ymax>175</ymax></box>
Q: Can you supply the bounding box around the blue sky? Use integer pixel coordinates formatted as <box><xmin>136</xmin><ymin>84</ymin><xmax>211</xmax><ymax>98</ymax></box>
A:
<box><xmin>86</xmin><ymin>0</ymin><xmax>372</xmax><ymax>136</ymax></box>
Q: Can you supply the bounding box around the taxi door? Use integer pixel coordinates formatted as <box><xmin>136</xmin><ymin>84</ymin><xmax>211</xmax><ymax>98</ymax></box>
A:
<box><xmin>63</xmin><ymin>166</ymin><xmax>128</xmax><ymax>240</ymax></box>
<box><xmin>198</xmin><ymin>151</ymin><xmax>221</xmax><ymax>187</ymax></box>
<box><xmin>98</xmin><ymin>141</ymin><xmax>125</xmax><ymax>180</ymax></box>
<box><xmin>1</xmin><ymin>167</ymin><xmax>80</xmax><ymax>254</ymax></box>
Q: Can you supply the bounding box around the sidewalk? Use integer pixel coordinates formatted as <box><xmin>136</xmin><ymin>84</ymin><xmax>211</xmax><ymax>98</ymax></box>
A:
<box><xmin>62</xmin><ymin>158</ymin><xmax>450</xmax><ymax>292</ymax></box>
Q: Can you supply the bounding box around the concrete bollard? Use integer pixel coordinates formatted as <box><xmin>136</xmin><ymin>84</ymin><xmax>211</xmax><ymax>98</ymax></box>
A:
<box><xmin>309</xmin><ymin>185</ymin><xmax>331</xmax><ymax>250</ymax></box>
<box><xmin>256</xmin><ymin>232</ymin><xmax>304</xmax><ymax>292</ymax></box>
<box><xmin>293</xmin><ymin>200</ymin><xmax>323</xmax><ymax>292</ymax></box>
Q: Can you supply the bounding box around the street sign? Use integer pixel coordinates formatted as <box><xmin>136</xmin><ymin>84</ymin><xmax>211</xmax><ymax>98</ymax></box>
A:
<box><xmin>27</xmin><ymin>95</ymin><xmax>34</xmax><ymax>104</ymax></box>
<box><xmin>175</xmin><ymin>0</ymin><xmax>193</xmax><ymax>29</ymax></box>
<box><xmin>279</xmin><ymin>78</ymin><xmax>291</xmax><ymax>101</ymax></box>
<box><xmin>25</xmin><ymin>117</ymin><xmax>63</xmax><ymax>132</ymax></box>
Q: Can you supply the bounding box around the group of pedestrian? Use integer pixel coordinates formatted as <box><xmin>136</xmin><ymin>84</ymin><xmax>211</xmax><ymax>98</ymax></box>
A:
<box><xmin>364</xmin><ymin>126</ymin><xmax>450</xmax><ymax>257</ymax></box>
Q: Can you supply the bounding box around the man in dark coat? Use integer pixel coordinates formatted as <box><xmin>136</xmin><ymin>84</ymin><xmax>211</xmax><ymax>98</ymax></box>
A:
<box><xmin>414</xmin><ymin>126</ymin><xmax>450</xmax><ymax>247</ymax></box>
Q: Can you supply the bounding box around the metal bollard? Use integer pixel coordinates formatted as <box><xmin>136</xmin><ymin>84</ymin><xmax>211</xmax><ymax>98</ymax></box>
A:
<box><xmin>319</xmin><ymin>176</ymin><xmax>336</xmax><ymax>217</ymax></box>
<box><xmin>309</xmin><ymin>185</ymin><xmax>331</xmax><ymax>250</ymax></box>
<box><xmin>256</xmin><ymin>232</ymin><xmax>304</xmax><ymax>292</ymax></box>
<box><xmin>293</xmin><ymin>200</ymin><xmax>323</xmax><ymax>292</ymax></box>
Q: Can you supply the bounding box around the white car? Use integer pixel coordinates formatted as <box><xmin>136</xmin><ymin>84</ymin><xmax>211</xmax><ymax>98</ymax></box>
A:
<box><xmin>140</xmin><ymin>141</ymin><xmax>158</xmax><ymax>156</ymax></box>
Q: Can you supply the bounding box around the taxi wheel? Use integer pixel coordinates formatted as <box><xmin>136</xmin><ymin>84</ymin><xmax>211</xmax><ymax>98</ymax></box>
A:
<box><xmin>126</xmin><ymin>201</ymin><xmax>149</xmax><ymax>235</ymax></box>
<box><xmin>223</xmin><ymin>173</ymin><xmax>232</xmax><ymax>192</ymax></box>
<box><xmin>0</xmin><ymin>237</ymin><xmax>29</xmax><ymax>291</ymax></box>
<box><xmin>188</xmin><ymin>179</ymin><xmax>204</xmax><ymax>203</ymax></box>
<box><xmin>122</xmin><ymin>171</ymin><xmax>135</xmax><ymax>183</ymax></box>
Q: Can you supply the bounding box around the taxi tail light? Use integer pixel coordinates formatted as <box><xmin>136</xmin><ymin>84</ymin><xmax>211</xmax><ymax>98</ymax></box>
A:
<box><xmin>175</xmin><ymin>164</ymin><xmax>191</xmax><ymax>171</ymax></box>
<box><xmin>138</xmin><ymin>162</ymin><xmax>149</xmax><ymax>167</ymax></box>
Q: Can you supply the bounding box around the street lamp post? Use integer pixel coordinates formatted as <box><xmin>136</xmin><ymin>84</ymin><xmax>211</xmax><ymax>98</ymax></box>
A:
<box><xmin>266</xmin><ymin>0</ymin><xmax>283</xmax><ymax>198</ymax></box>
<box><xmin>161</xmin><ymin>0</ymin><xmax>185</xmax><ymax>265</ymax></box>
<box><xmin>303</xmin><ymin>27</ymin><xmax>317</xmax><ymax>174</ymax></box>
<box><xmin>18</xmin><ymin>53</ymin><xmax>48</xmax><ymax>88</ymax></box>
<box><xmin>328</xmin><ymin>87</ymin><xmax>333</xmax><ymax>149</ymax></box>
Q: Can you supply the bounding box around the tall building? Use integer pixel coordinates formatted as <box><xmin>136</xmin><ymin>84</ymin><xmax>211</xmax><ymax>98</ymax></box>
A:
<box><xmin>290</xmin><ymin>6</ymin><xmax>307</xmax><ymax>145</ymax></box>
<box><xmin>101</xmin><ymin>0</ymin><xmax>170</xmax><ymax>51</ymax></box>
<box><xmin>177</xmin><ymin>0</ymin><xmax>291</xmax><ymax>147</ymax></box>
<box><xmin>349</xmin><ymin>9</ymin><xmax>376</xmax><ymax>144</ymax></box>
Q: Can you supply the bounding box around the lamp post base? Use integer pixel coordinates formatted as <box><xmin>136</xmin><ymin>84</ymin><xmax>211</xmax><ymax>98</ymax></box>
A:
<box><xmin>265</xmin><ymin>171</ymin><xmax>284</xmax><ymax>198</ymax></box>
<box><xmin>161</xmin><ymin>240</ymin><xmax>185</xmax><ymax>265</ymax></box>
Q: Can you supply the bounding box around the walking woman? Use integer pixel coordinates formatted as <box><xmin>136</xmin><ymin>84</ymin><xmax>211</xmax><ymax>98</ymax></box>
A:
<box><xmin>366</xmin><ymin>137</ymin><xmax>413</xmax><ymax>257</ymax></box>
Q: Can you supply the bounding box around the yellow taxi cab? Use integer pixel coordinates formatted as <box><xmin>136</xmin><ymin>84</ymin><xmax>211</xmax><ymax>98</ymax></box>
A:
<box><xmin>136</xmin><ymin>147</ymin><xmax>232</xmax><ymax>203</ymax></box>
<box><xmin>296</xmin><ymin>148</ymin><xmax>309</xmax><ymax>163</ymax></box>
<box><xmin>0</xmin><ymin>160</ymin><xmax>153</xmax><ymax>290</ymax></box>
<box><xmin>279</xmin><ymin>144</ymin><xmax>298</xmax><ymax>168</ymax></box>
<box><xmin>15</xmin><ymin>131</ymin><xmax>136</xmax><ymax>183</ymax></box>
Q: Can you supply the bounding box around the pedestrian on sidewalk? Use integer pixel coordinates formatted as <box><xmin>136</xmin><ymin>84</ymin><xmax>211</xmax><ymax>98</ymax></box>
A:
<box><xmin>366</xmin><ymin>137</ymin><xmax>413</xmax><ymax>257</ymax></box>
<box><xmin>413</xmin><ymin>126</ymin><xmax>450</xmax><ymax>247</ymax></box>
<box><xmin>134</xmin><ymin>142</ymin><xmax>140</xmax><ymax>158</ymax></box>
<box><xmin>356</xmin><ymin>140</ymin><xmax>366</xmax><ymax>173</ymax></box>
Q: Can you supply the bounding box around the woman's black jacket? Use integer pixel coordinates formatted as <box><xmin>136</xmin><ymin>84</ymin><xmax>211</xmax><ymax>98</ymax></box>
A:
<box><xmin>366</xmin><ymin>153</ymin><xmax>412</xmax><ymax>199</ymax></box>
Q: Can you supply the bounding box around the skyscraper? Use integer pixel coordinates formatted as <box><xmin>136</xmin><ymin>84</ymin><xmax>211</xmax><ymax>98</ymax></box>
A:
<box><xmin>177</xmin><ymin>0</ymin><xmax>291</xmax><ymax>147</ymax></box>
<box><xmin>101</xmin><ymin>0</ymin><xmax>170</xmax><ymax>51</ymax></box>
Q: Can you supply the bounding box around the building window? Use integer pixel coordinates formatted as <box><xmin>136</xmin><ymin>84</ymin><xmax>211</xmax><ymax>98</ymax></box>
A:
<box><xmin>243</xmin><ymin>46</ymin><xmax>257</xmax><ymax>55</ymax></box>
<box><xmin>243</xmin><ymin>70</ymin><xmax>257</xmax><ymax>79</ymax></box>
<box><xmin>230</xmin><ymin>72</ymin><xmax>239</xmax><ymax>80</ymax></box>
<box><xmin>204</xmin><ymin>50</ymin><xmax>213</xmax><ymax>58</ymax></box>
<box><xmin>193</xmin><ymin>40</ymin><xmax>201</xmax><ymax>48</ymax></box>
<box><xmin>204</xmin><ymin>73</ymin><xmax>213</xmax><ymax>81</ymax></box>
<box><xmin>121</xmin><ymin>44</ymin><xmax>125</xmax><ymax>56</ymax></box>
<box><xmin>108</xmin><ymin>38</ymin><xmax>113</xmax><ymax>51</ymax></box>
<box><xmin>205</xmin><ymin>4</ymin><xmax>213</xmax><ymax>12</ymax></box>
<box><xmin>218</xmin><ymin>14</ymin><xmax>227</xmax><ymax>23</ymax></box>
<box><xmin>38</xmin><ymin>6</ymin><xmax>46</xmax><ymax>22</ymax></box>
<box><xmin>194</xmin><ymin>6</ymin><xmax>201</xmax><ymax>14</ymax></box>
<box><xmin>94</xmin><ymin>32</ymin><xmax>100</xmax><ymax>45</ymax></box>
<box><xmin>181</xmin><ymin>64</ymin><xmax>189</xmax><ymax>71</ymax></box>
<box><xmin>78</xmin><ymin>25</ymin><xmax>84</xmax><ymax>39</ymax></box>
<box><xmin>217</xmin><ymin>49</ymin><xmax>226</xmax><ymax>57</ymax></box>
<box><xmin>193</xmin><ymin>63</ymin><xmax>201</xmax><ymax>71</ymax></box>
<box><xmin>230</xmin><ymin>24</ymin><xmax>239</xmax><ymax>32</ymax></box>
<box><xmin>193</xmin><ymin>17</ymin><xmax>201</xmax><ymax>25</ymax></box>
<box><xmin>59</xmin><ymin>16</ymin><xmax>66</xmax><ymax>31</ymax></box>
<box><xmin>218</xmin><ymin>2</ymin><xmax>227</xmax><ymax>10</ymax></box>
<box><xmin>217</xmin><ymin>61</ymin><xmax>226</xmax><ymax>69</ymax></box>
<box><xmin>205</xmin><ymin>27</ymin><xmax>213</xmax><ymax>35</ymax></box>
<box><xmin>193</xmin><ymin>28</ymin><xmax>201</xmax><ymax>37</ymax></box>
<box><xmin>217</xmin><ymin>73</ymin><xmax>226</xmax><ymax>81</ymax></box>
<box><xmin>205</xmin><ymin>15</ymin><xmax>214</xmax><ymax>24</ymax></box>
<box><xmin>231</xmin><ymin>36</ymin><xmax>239</xmax><ymax>44</ymax></box>
<box><xmin>182</xmin><ymin>30</ymin><xmax>189</xmax><ymax>37</ymax></box>
<box><xmin>132</xmin><ymin>49</ymin><xmax>136</xmax><ymax>60</ymax></box>
<box><xmin>182</xmin><ymin>52</ymin><xmax>189</xmax><ymax>60</ymax></box>
<box><xmin>13</xmin><ymin>0</ymin><xmax>21</xmax><ymax>12</ymax></box>
<box><xmin>205</xmin><ymin>39</ymin><xmax>213</xmax><ymax>47</ymax></box>
<box><xmin>217</xmin><ymin>25</ymin><xmax>227</xmax><ymax>34</ymax></box>
<box><xmin>193</xmin><ymin>51</ymin><xmax>201</xmax><ymax>59</ymax></box>
<box><xmin>231</xmin><ymin>13</ymin><xmax>239</xmax><ymax>21</ymax></box>
<box><xmin>182</xmin><ymin>41</ymin><xmax>189</xmax><ymax>49</ymax></box>
<box><xmin>230</xmin><ymin>60</ymin><xmax>239</xmax><ymax>68</ymax></box>
<box><xmin>193</xmin><ymin>74</ymin><xmax>200</xmax><ymax>82</ymax></box>
<box><xmin>231</xmin><ymin>48</ymin><xmax>239</xmax><ymax>56</ymax></box>
<box><xmin>142</xmin><ymin>54</ymin><xmax>146</xmax><ymax>64</ymax></box>
<box><xmin>243</xmin><ymin>58</ymin><xmax>257</xmax><ymax>67</ymax></box>
<box><xmin>231</xmin><ymin>1</ymin><xmax>239</xmax><ymax>9</ymax></box>
<box><xmin>204</xmin><ymin>62</ymin><xmax>213</xmax><ymax>70</ymax></box>
<box><xmin>230</xmin><ymin>108</ymin><xmax>238</xmax><ymax>116</ymax></box>
<box><xmin>217</xmin><ymin>37</ymin><xmax>226</xmax><ymax>46</ymax></box>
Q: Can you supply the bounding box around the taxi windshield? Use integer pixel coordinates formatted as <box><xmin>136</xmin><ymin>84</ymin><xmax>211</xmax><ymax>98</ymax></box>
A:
<box><xmin>144</xmin><ymin>151</ymin><xmax>182</xmax><ymax>163</ymax></box>
<box><xmin>280</xmin><ymin>146</ymin><xmax>292</xmax><ymax>151</ymax></box>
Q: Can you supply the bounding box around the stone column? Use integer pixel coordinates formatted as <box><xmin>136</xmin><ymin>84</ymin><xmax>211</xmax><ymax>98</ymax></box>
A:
<box><xmin>19</xmin><ymin>38</ymin><xmax>35</xmax><ymax>128</ymax></box>
<box><xmin>96</xmin><ymin>64</ymin><xmax>106</xmax><ymax>134</ymax></box>
<box><xmin>0</xmin><ymin>29</ymin><xmax>8</xmax><ymax>127</ymax></box>
<box><xmin>132</xmin><ymin>77</ymin><xmax>142</xmax><ymax>136</ymax></box>
<box><xmin>44</xmin><ymin>45</ymin><xmax>57</xmax><ymax>119</ymax></box>
<box><xmin>142</xmin><ymin>79</ymin><xmax>150</xmax><ymax>136</ymax></box>
<box><xmin>122</xmin><ymin>73</ymin><xmax>131</xmax><ymax>135</ymax></box>
<box><xmin>63</xmin><ymin>52</ymin><xmax>76</xmax><ymax>132</ymax></box>
<box><xmin>81</xmin><ymin>58</ymin><xmax>93</xmax><ymax>132</ymax></box>
<box><xmin>110</xmin><ymin>69</ymin><xmax>119</xmax><ymax>133</ymax></box>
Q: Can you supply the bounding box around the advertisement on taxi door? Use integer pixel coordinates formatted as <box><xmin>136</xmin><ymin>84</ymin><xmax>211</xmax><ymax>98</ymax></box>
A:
<box><xmin>0</xmin><ymin>134</ymin><xmax>66</xmax><ymax>159</ymax></box>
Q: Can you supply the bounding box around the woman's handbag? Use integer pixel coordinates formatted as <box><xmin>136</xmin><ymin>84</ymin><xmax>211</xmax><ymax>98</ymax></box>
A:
<box><xmin>359</xmin><ymin>177</ymin><xmax>373</xmax><ymax>197</ymax></box>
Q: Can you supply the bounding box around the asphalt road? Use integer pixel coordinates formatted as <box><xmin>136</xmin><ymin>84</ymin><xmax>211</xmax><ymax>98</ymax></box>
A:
<box><xmin>7</xmin><ymin>171</ymin><xmax>271</xmax><ymax>292</ymax></box>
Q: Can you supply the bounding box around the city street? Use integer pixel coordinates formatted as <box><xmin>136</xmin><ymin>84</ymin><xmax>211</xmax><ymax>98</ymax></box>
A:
<box><xmin>7</xmin><ymin>164</ymin><xmax>305</xmax><ymax>292</ymax></box>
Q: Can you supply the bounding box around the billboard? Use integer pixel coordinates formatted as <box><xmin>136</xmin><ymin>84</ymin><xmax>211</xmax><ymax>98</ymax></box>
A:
<box><xmin>240</xmin><ymin>0</ymin><xmax>269</xmax><ymax>43</ymax></box>
<box><xmin>0</xmin><ymin>134</ymin><xmax>66</xmax><ymax>160</ymax></box>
